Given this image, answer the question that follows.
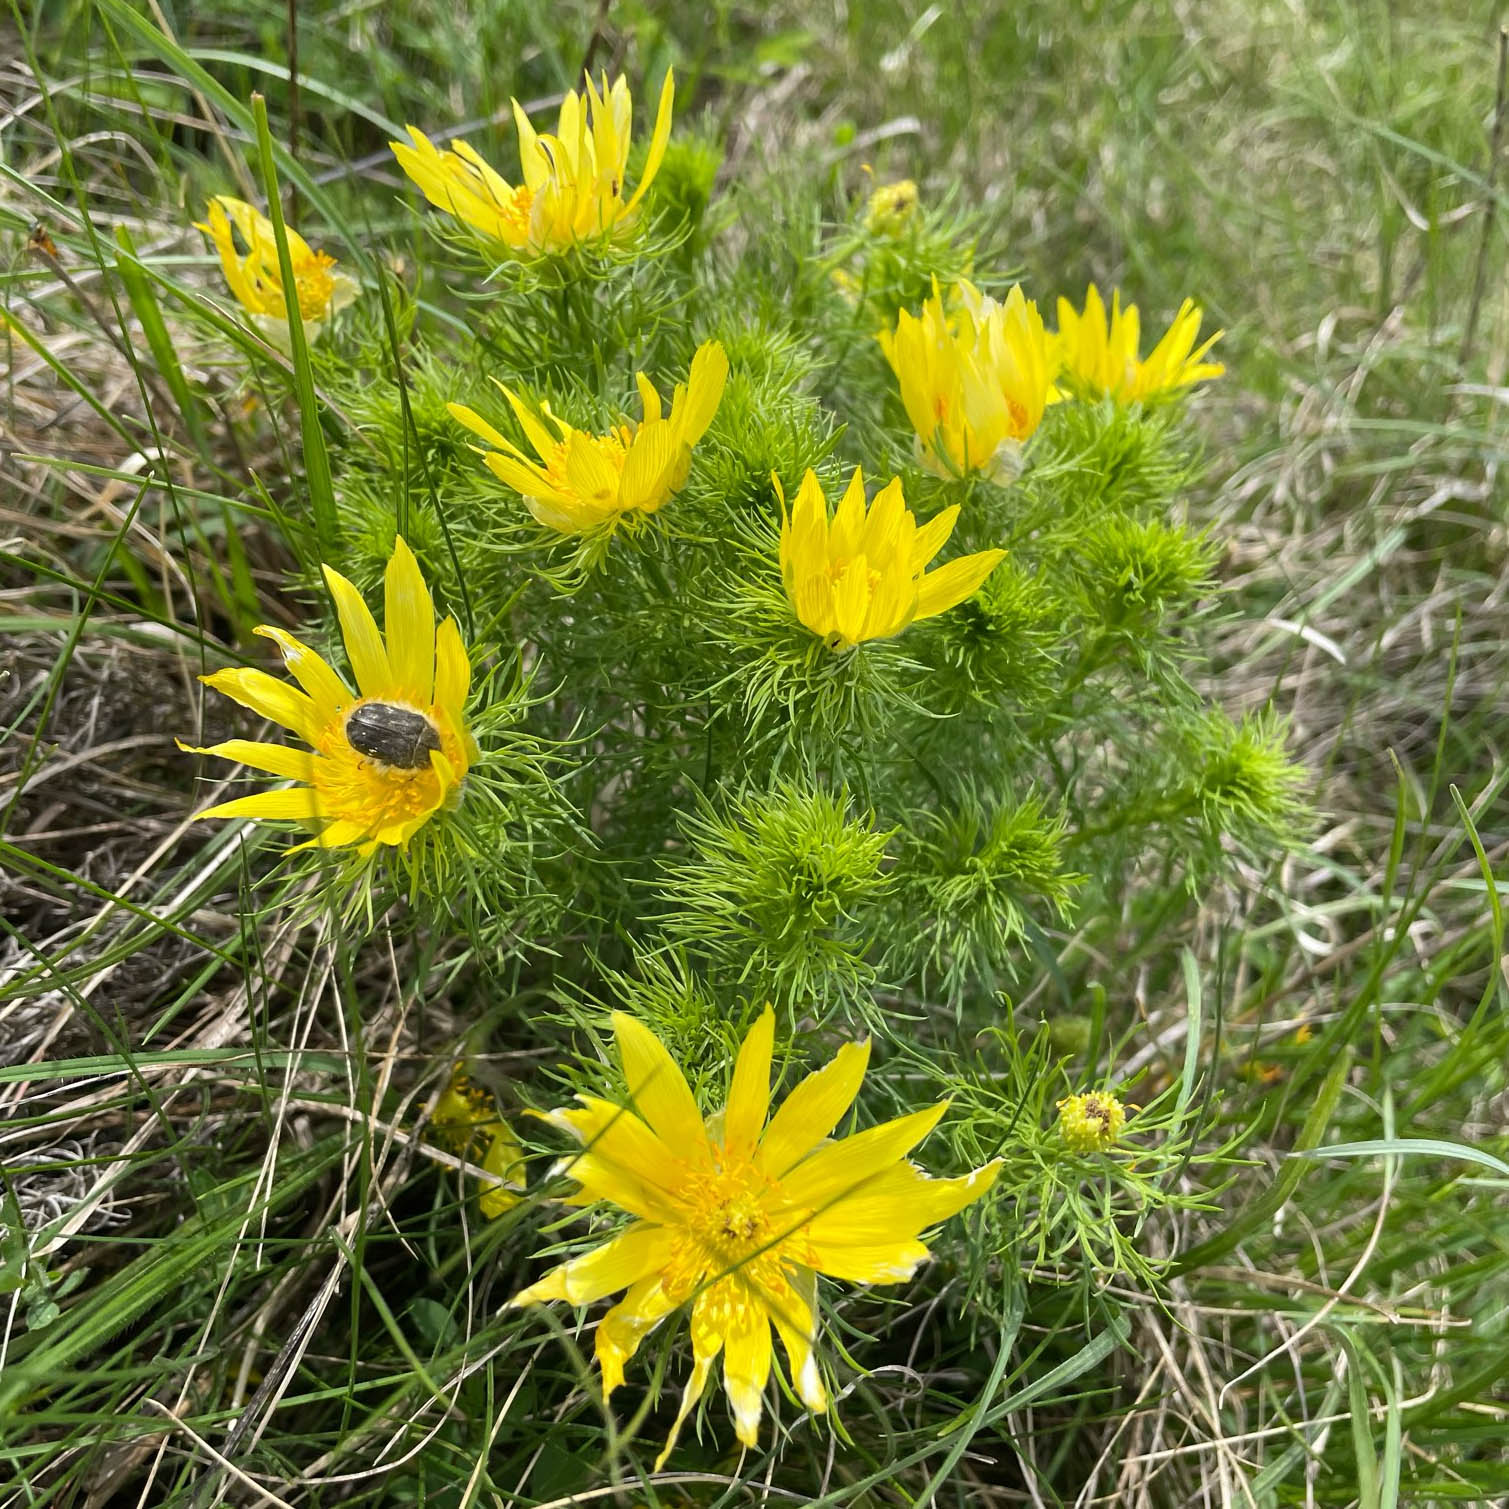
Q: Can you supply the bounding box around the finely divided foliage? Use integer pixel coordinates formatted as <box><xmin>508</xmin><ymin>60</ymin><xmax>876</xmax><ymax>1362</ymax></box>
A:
<box><xmin>5</xmin><ymin>2</ymin><xmax>1509</xmax><ymax>1504</ymax></box>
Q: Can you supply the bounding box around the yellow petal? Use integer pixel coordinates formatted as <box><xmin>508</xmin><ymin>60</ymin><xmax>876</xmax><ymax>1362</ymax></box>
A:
<box><xmin>447</xmin><ymin>401</ymin><xmax>513</xmax><ymax>451</ymax></box>
<box><xmin>563</xmin><ymin>432</ymin><xmax>622</xmax><ymax>506</ymax></box>
<box><xmin>723</xmin><ymin>1006</ymin><xmax>774</xmax><ymax>1160</ymax></box>
<box><xmin>323</xmin><ymin>564</ymin><xmax>392</xmax><ymax>697</ymax></box>
<box><xmin>253</xmin><ymin>626</ymin><xmax>351</xmax><ymax>721</ymax></box>
<box><xmin>635</xmin><ymin>371</ymin><xmax>663</xmax><ymax>424</ymax></box>
<box><xmin>434</xmin><ymin>616</ymin><xmax>471</xmax><ymax>720</ymax></box>
<box><xmin>829</xmin><ymin>466</ymin><xmax>867</xmax><ymax>561</ymax></box>
<box><xmin>195</xmin><ymin>786</ymin><xmax>321</xmax><ymax>823</ymax></box>
<box><xmin>779</xmin><ymin>1102</ymin><xmax>949</xmax><ymax>1212</ymax></box>
<box><xmin>655</xmin><ymin>1281</ymin><xmax>724</xmax><ymax>1470</ymax></box>
<box><xmin>803</xmin><ymin>1158</ymin><xmax>1001</xmax><ymax>1245</ymax></box>
<box><xmin>617</xmin><ymin>419</ymin><xmax>680</xmax><ymax>512</ymax></box>
<box><xmin>625</xmin><ymin>68</ymin><xmax>676</xmax><ymax>214</ymax></box>
<box><xmin>913</xmin><ymin>548</ymin><xmax>1006</xmax><ymax>622</ymax></box>
<box><xmin>833</xmin><ymin>554</ymin><xmax>873</xmax><ymax>646</ymax></box>
<box><xmin>761</xmin><ymin>1264</ymin><xmax>826</xmax><ymax>1411</ymax></box>
<box><xmin>611</xmin><ymin>1013</ymin><xmax>709</xmax><ymax>1157</ymax></box>
<box><xmin>201</xmin><ymin>667</ymin><xmax>322</xmax><ymax>745</ymax></box>
<box><xmin>178</xmin><ymin>738</ymin><xmax>313</xmax><ymax>783</ymax></box>
<box><xmin>804</xmin><ymin>1237</ymin><xmax>931</xmax><ymax>1284</ymax></box>
<box><xmin>511</xmin><ymin>1222</ymin><xmax>672</xmax><ymax>1307</ymax></box>
<box><xmin>757</xmin><ymin>1038</ymin><xmax>870</xmax><ymax>1178</ymax></box>
<box><xmin>383</xmin><ymin>536</ymin><xmax>435</xmax><ymax>706</ymax></box>
<box><xmin>594</xmin><ymin>1275</ymin><xmax>679</xmax><ymax>1397</ymax></box>
<box><xmin>674</xmin><ymin>339</ymin><xmax>728</xmax><ymax>445</ymax></box>
<box><xmin>907</xmin><ymin>504</ymin><xmax>960</xmax><ymax>574</ymax></box>
<box><xmin>721</xmin><ymin>1301</ymin><xmax>772</xmax><ymax>1448</ymax></box>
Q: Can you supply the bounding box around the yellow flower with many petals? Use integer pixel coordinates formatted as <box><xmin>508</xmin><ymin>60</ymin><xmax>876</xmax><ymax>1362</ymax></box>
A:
<box><xmin>1053</xmin><ymin>284</ymin><xmax>1224</xmax><ymax>401</ymax></box>
<box><xmin>778</xmin><ymin>466</ymin><xmax>1005</xmax><ymax>650</ymax></box>
<box><xmin>511</xmin><ymin>1008</ymin><xmax>999</xmax><ymax>1464</ymax></box>
<box><xmin>196</xmin><ymin>196</ymin><xmax>358</xmax><ymax>351</ymax></box>
<box><xmin>878</xmin><ymin>279</ymin><xmax>1055</xmax><ymax>483</ymax></box>
<box><xmin>447</xmin><ymin>340</ymin><xmax>728</xmax><ymax>535</ymax></box>
<box><xmin>431</xmin><ymin>1069</ymin><xmax>526</xmax><ymax>1219</ymax></box>
<box><xmin>391</xmin><ymin>71</ymin><xmax>675</xmax><ymax>256</ymax></box>
<box><xmin>180</xmin><ymin>537</ymin><xmax>476</xmax><ymax>858</ymax></box>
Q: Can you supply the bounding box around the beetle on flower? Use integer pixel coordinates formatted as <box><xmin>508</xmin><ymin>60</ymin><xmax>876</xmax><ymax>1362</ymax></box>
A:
<box><xmin>180</xmin><ymin>537</ymin><xmax>476</xmax><ymax>860</ymax></box>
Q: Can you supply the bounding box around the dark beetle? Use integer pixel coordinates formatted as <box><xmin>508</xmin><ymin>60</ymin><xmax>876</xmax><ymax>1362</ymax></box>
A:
<box><xmin>345</xmin><ymin>701</ymin><xmax>442</xmax><ymax>770</ymax></box>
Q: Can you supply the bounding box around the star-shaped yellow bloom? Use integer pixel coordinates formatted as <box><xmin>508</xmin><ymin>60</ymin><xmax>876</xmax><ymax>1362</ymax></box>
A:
<box><xmin>448</xmin><ymin>340</ymin><xmax>728</xmax><ymax>535</ymax></box>
<box><xmin>878</xmin><ymin>279</ymin><xmax>1055</xmax><ymax>483</ymax></box>
<box><xmin>180</xmin><ymin>537</ymin><xmax>476</xmax><ymax>858</ymax></box>
<box><xmin>391</xmin><ymin>71</ymin><xmax>675</xmax><ymax>256</ymax></box>
<box><xmin>1053</xmin><ymin>284</ymin><xmax>1224</xmax><ymax>401</ymax></box>
<box><xmin>778</xmin><ymin>466</ymin><xmax>1005</xmax><ymax>649</ymax></box>
<box><xmin>511</xmin><ymin>1008</ymin><xmax>999</xmax><ymax>1464</ymax></box>
<box><xmin>196</xmin><ymin>197</ymin><xmax>358</xmax><ymax>352</ymax></box>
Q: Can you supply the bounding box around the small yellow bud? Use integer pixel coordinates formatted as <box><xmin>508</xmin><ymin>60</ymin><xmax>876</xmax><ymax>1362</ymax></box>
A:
<box><xmin>1056</xmin><ymin>1091</ymin><xmax>1127</xmax><ymax>1154</ymax></box>
<box><xmin>865</xmin><ymin>178</ymin><xmax>918</xmax><ymax>235</ymax></box>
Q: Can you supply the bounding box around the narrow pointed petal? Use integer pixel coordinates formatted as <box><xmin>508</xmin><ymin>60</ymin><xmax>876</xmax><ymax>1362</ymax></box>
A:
<box><xmin>804</xmin><ymin>1159</ymin><xmax>1002</xmax><ymax>1245</ymax></box>
<box><xmin>201</xmin><ymin>667</ymin><xmax>322</xmax><ymax>745</ymax></box>
<box><xmin>323</xmin><ymin>565</ymin><xmax>392</xmax><ymax>697</ymax></box>
<box><xmin>179</xmin><ymin>738</ymin><xmax>314</xmax><ymax>782</ymax></box>
<box><xmin>913</xmin><ymin>548</ymin><xmax>1006</xmax><ymax>622</ymax></box>
<box><xmin>723</xmin><ymin>1006</ymin><xmax>774</xmax><ymax>1160</ymax></box>
<box><xmin>779</xmin><ymin>1102</ymin><xmax>949</xmax><ymax>1212</ymax></box>
<box><xmin>384</xmin><ymin>537</ymin><xmax>435</xmax><ymax>705</ymax></box>
<box><xmin>757</xmin><ymin>1038</ymin><xmax>870</xmax><ymax>1178</ymax></box>
<box><xmin>625</xmin><ymin>68</ymin><xmax>675</xmax><ymax>213</ymax></box>
<box><xmin>433</xmin><ymin>616</ymin><xmax>471</xmax><ymax>719</ymax></box>
<box><xmin>196</xmin><ymin>786</ymin><xmax>321</xmax><ymax>823</ymax></box>
<box><xmin>447</xmin><ymin>401</ymin><xmax>514</xmax><ymax>451</ymax></box>
<box><xmin>611</xmin><ymin>1013</ymin><xmax>709</xmax><ymax>1157</ymax></box>
<box><xmin>804</xmin><ymin>1237</ymin><xmax>931</xmax><ymax>1284</ymax></box>
<box><xmin>594</xmin><ymin>1276</ymin><xmax>679</xmax><ymax>1397</ymax></box>
<box><xmin>655</xmin><ymin>1285</ymin><xmax>724</xmax><ymax>1470</ymax></box>
<box><xmin>253</xmin><ymin>626</ymin><xmax>351</xmax><ymax>720</ymax></box>
<box><xmin>722</xmin><ymin>1304</ymin><xmax>773</xmax><ymax>1448</ymax></box>
<box><xmin>907</xmin><ymin>504</ymin><xmax>960</xmax><ymax>573</ymax></box>
<box><xmin>511</xmin><ymin>1222</ymin><xmax>672</xmax><ymax>1307</ymax></box>
<box><xmin>673</xmin><ymin>340</ymin><xmax>728</xmax><ymax>445</ymax></box>
<box><xmin>759</xmin><ymin>1264</ymin><xmax>826</xmax><ymax>1411</ymax></box>
<box><xmin>635</xmin><ymin>371</ymin><xmax>663</xmax><ymax>423</ymax></box>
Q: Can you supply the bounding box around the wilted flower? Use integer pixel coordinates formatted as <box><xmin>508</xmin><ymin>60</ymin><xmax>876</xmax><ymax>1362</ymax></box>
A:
<box><xmin>864</xmin><ymin>178</ymin><xmax>919</xmax><ymax>236</ymax></box>
<box><xmin>1053</xmin><ymin>284</ymin><xmax>1224</xmax><ymax>401</ymax></box>
<box><xmin>448</xmin><ymin>339</ymin><xmax>728</xmax><ymax>535</ymax></box>
<box><xmin>778</xmin><ymin>466</ymin><xmax>1005</xmax><ymax>650</ymax></box>
<box><xmin>196</xmin><ymin>196</ymin><xmax>357</xmax><ymax>351</ymax></box>
<box><xmin>431</xmin><ymin>1069</ymin><xmax>526</xmax><ymax>1219</ymax></box>
<box><xmin>1056</xmin><ymin>1091</ymin><xmax>1127</xmax><ymax>1153</ymax></box>
<box><xmin>180</xmin><ymin>537</ymin><xmax>476</xmax><ymax>859</ymax></box>
<box><xmin>511</xmin><ymin>1007</ymin><xmax>999</xmax><ymax>1464</ymax></box>
<box><xmin>391</xmin><ymin>72</ymin><xmax>674</xmax><ymax>256</ymax></box>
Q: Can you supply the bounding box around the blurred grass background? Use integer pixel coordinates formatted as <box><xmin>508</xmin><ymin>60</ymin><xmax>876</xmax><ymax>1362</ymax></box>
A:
<box><xmin>4</xmin><ymin>0</ymin><xmax>1509</xmax><ymax>1503</ymax></box>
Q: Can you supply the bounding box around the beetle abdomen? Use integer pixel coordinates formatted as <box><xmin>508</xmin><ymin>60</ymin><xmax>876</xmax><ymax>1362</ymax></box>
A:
<box><xmin>345</xmin><ymin>702</ymin><xmax>443</xmax><ymax>770</ymax></box>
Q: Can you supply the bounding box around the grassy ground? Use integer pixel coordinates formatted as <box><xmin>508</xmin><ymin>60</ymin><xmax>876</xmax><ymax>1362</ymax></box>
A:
<box><xmin>4</xmin><ymin>0</ymin><xmax>1509</xmax><ymax>1504</ymax></box>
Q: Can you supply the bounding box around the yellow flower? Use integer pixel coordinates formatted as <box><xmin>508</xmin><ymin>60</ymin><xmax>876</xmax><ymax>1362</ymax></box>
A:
<box><xmin>447</xmin><ymin>340</ymin><xmax>728</xmax><ymax>535</ymax></box>
<box><xmin>878</xmin><ymin>279</ymin><xmax>1055</xmax><ymax>483</ymax></box>
<box><xmin>778</xmin><ymin>466</ymin><xmax>1005</xmax><ymax>650</ymax></box>
<box><xmin>1056</xmin><ymin>1091</ymin><xmax>1127</xmax><ymax>1154</ymax></box>
<box><xmin>195</xmin><ymin>196</ymin><xmax>357</xmax><ymax>351</ymax></box>
<box><xmin>180</xmin><ymin>537</ymin><xmax>477</xmax><ymax>858</ymax></box>
<box><xmin>391</xmin><ymin>71</ymin><xmax>675</xmax><ymax>256</ymax></box>
<box><xmin>1053</xmin><ymin>284</ymin><xmax>1224</xmax><ymax>401</ymax></box>
<box><xmin>864</xmin><ymin>178</ymin><xmax>919</xmax><ymax>236</ymax></box>
<box><xmin>431</xmin><ymin>1069</ymin><xmax>526</xmax><ymax>1219</ymax></box>
<box><xmin>511</xmin><ymin>1008</ymin><xmax>999</xmax><ymax>1464</ymax></box>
